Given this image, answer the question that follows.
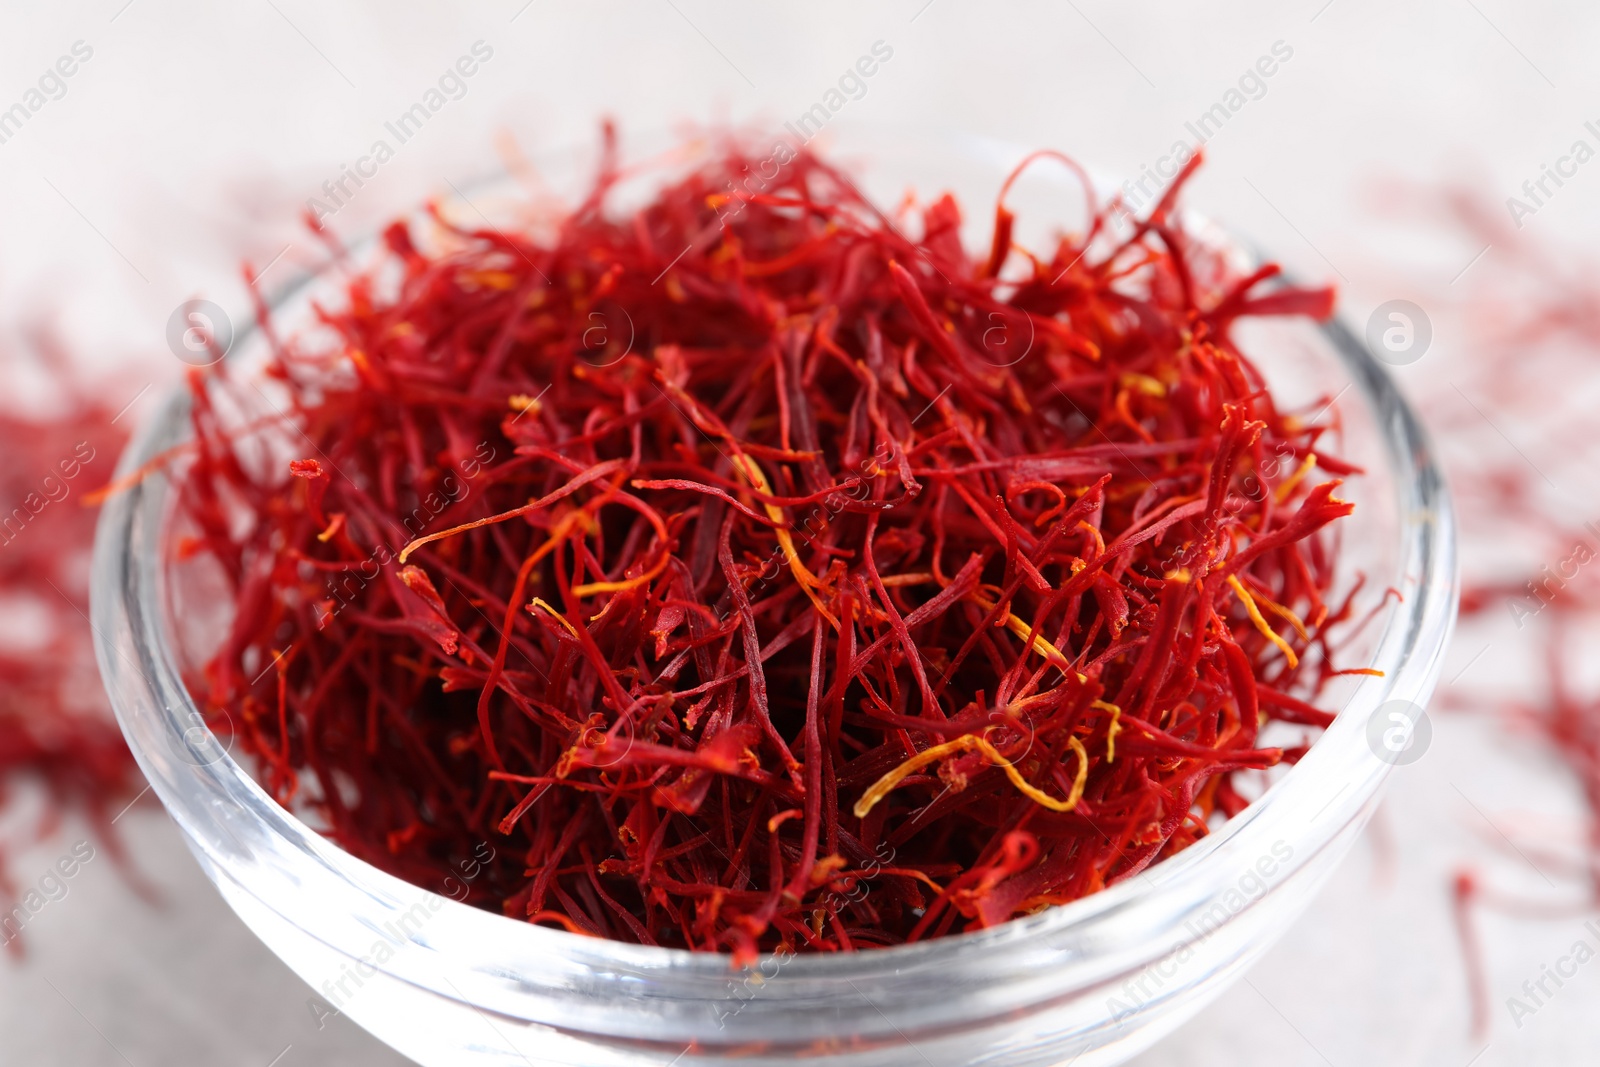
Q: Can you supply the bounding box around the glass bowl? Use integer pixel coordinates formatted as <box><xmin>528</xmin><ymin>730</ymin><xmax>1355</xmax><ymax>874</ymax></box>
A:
<box><xmin>90</xmin><ymin>128</ymin><xmax>1457</xmax><ymax>1067</ymax></box>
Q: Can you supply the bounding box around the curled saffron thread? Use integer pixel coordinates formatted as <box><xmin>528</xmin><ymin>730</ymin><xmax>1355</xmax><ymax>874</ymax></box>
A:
<box><xmin>854</xmin><ymin>733</ymin><xmax>1090</xmax><ymax>819</ymax></box>
<box><xmin>1095</xmin><ymin>700</ymin><xmax>1123</xmax><ymax>762</ymax></box>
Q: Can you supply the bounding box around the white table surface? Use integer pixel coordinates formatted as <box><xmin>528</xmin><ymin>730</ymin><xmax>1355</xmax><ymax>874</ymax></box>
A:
<box><xmin>1</xmin><ymin>2</ymin><xmax>1596</xmax><ymax>1064</ymax></box>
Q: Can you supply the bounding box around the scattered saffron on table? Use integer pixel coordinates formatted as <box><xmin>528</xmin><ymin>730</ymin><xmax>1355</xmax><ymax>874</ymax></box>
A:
<box><xmin>0</xmin><ymin>361</ymin><xmax>147</xmax><ymax>952</ymax></box>
<box><xmin>1382</xmin><ymin>184</ymin><xmax>1600</xmax><ymax>1036</ymax></box>
<box><xmin>174</xmin><ymin>128</ymin><xmax>1355</xmax><ymax>958</ymax></box>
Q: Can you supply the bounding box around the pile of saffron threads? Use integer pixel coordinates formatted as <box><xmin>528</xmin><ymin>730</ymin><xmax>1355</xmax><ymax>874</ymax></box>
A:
<box><xmin>0</xmin><ymin>358</ymin><xmax>146</xmax><ymax>952</ymax></box>
<box><xmin>174</xmin><ymin>130</ymin><xmax>1361</xmax><ymax>958</ymax></box>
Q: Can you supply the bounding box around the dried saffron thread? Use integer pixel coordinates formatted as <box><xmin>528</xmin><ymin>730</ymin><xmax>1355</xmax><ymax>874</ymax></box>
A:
<box><xmin>172</xmin><ymin>125</ymin><xmax>1357</xmax><ymax>958</ymax></box>
<box><xmin>853</xmin><ymin>732</ymin><xmax>1090</xmax><ymax>819</ymax></box>
<box><xmin>1228</xmin><ymin>574</ymin><xmax>1300</xmax><ymax>668</ymax></box>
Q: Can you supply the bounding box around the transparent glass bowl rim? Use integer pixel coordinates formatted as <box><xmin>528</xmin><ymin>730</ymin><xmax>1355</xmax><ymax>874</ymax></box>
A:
<box><xmin>89</xmin><ymin>139</ymin><xmax>1458</xmax><ymax>1039</ymax></box>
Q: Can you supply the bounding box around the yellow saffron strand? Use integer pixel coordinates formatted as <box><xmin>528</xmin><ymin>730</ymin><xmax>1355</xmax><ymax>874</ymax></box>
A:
<box><xmin>853</xmin><ymin>733</ymin><xmax>1089</xmax><ymax>819</ymax></box>
<box><xmin>1093</xmin><ymin>700</ymin><xmax>1123</xmax><ymax>762</ymax></box>
<box><xmin>571</xmin><ymin>553</ymin><xmax>670</xmax><ymax>597</ymax></box>
<box><xmin>1227</xmin><ymin>574</ymin><xmax>1299</xmax><ymax>668</ymax></box>
<box><xmin>1273</xmin><ymin>452</ymin><xmax>1317</xmax><ymax>503</ymax></box>
<box><xmin>527</xmin><ymin>597</ymin><xmax>580</xmax><ymax>639</ymax></box>
<box><xmin>965</xmin><ymin>590</ymin><xmax>1084</xmax><ymax>680</ymax></box>
<box><xmin>1064</xmin><ymin>736</ymin><xmax>1089</xmax><ymax>804</ymax></box>
<box><xmin>1237</xmin><ymin>575</ymin><xmax>1309</xmax><ymax>640</ymax></box>
<box><xmin>877</xmin><ymin>571</ymin><xmax>935</xmax><ymax>588</ymax></box>
<box><xmin>731</xmin><ymin>453</ymin><xmax>839</xmax><ymax>628</ymax></box>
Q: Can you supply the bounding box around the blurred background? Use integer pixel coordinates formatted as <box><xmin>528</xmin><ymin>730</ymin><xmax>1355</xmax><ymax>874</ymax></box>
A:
<box><xmin>1</xmin><ymin>1</ymin><xmax>1597</xmax><ymax>1063</ymax></box>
